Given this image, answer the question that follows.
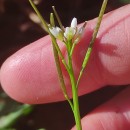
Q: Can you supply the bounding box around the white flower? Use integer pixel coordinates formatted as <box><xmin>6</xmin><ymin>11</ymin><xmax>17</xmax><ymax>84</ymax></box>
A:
<box><xmin>63</xmin><ymin>17</ymin><xmax>78</xmax><ymax>41</ymax></box>
<box><xmin>49</xmin><ymin>18</ymin><xmax>86</xmax><ymax>42</ymax></box>
<box><xmin>49</xmin><ymin>27</ymin><xmax>63</xmax><ymax>41</ymax></box>
<box><xmin>64</xmin><ymin>27</ymin><xmax>76</xmax><ymax>41</ymax></box>
<box><xmin>71</xmin><ymin>17</ymin><xmax>77</xmax><ymax>28</ymax></box>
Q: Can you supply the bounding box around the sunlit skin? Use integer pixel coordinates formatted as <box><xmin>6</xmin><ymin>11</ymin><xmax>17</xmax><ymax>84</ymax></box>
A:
<box><xmin>0</xmin><ymin>4</ymin><xmax>130</xmax><ymax>130</ymax></box>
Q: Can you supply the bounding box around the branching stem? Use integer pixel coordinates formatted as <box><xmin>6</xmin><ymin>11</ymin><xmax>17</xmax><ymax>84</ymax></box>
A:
<box><xmin>29</xmin><ymin>1</ymin><xmax>108</xmax><ymax>130</ymax></box>
<box><xmin>50</xmin><ymin>13</ymin><xmax>73</xmax><ymax>110</ymax></box>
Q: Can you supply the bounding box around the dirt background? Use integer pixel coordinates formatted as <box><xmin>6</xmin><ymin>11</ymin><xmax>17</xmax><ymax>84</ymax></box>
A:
<box><xmin>0</xmin><ymin>0</ymin><xmax>129</xmax><ymax>130</ymax></box>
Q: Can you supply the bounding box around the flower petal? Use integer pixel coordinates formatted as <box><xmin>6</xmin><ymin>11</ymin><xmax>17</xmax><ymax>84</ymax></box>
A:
<box><xmin>49</xmin><ymin>27</ymin><xmax>63</xmax><ymax>41</ymax></box>
<box><xmin>71</xmin><ymin>17</ymin><xmax>77</xmax><ymax>28</ymax></box>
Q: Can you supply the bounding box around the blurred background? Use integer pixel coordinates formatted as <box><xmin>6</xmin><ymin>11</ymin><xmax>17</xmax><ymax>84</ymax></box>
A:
<box><xmin>0</xmin><ymin>0</ymin><xmax>129</xmax><ymax>130</ymax></box>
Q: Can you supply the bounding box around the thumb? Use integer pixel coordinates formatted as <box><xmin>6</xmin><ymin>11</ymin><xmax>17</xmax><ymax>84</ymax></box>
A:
<box><xmin>72</xmin><ymin>87</ymin><xmax>130</xmax><ymax>130</ymax></box>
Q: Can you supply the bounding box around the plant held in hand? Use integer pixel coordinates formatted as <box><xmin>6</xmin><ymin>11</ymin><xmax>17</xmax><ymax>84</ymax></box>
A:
<box><xmin>29</xmin><ymin>0</ymin><xmax>108</xmax><ymax>129</ymax></box>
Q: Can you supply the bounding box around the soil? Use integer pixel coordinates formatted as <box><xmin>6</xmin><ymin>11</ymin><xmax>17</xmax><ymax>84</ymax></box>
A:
<box><xmin>0</xmin><ymin>0</ymin><xmax>128</xmax><ymax>130</ymax></box>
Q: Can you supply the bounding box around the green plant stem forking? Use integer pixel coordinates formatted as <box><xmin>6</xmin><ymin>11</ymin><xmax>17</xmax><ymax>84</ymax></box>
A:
<box><xmin>29</xmin><ymin>0</ymin><xmax>108</xmax><ymax>130</ymax></box>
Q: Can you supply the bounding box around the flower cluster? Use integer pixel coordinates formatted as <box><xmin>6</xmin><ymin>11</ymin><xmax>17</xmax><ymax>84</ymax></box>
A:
<box><xmin>49</xmin><ymin>18</ymin><xmax>86</xmax><ymax>43</ymax></box>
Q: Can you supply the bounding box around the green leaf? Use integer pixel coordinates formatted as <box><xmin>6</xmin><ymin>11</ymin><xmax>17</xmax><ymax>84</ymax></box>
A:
<box><xmin>0</xmin><ymin>92</ymin><xmax>33</xmax><ymax>129</ymax></box>
<box><xmin>0</xmin><ymin>104</ymin><xmax>33</xmax><ymax>129</ymax></box>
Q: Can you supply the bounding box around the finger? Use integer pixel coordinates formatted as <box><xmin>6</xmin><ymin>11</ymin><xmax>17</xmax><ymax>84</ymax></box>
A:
<box><xmin>73</xmin><ymin>4</ymin><xmax>130</xmax><ymax>94</ymax></box>
<box><xmin>72</xmin><ymin>86</ymin><xmax>130</xmax><ymax>130</ymax></box>
<box><xmin>0</xmin><ymin>5</ymin><xmax>130</xmax><ymax>104</ymax></box>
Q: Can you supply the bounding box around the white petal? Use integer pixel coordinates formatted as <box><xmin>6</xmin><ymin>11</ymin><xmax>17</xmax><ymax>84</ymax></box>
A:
<box><xmin>64</xmin><ymin>27</ymin><xmax>69</xmax><ymax>37</ymax></box>
<box><xmin>49</xmin><ymin>27</ymin><xmax>63</xmax><ymax>41</ymax></box>
<box><xmin>71</xmin><ymin>17</ymin><xmax>77</xmax><ymax>28</ymax></box>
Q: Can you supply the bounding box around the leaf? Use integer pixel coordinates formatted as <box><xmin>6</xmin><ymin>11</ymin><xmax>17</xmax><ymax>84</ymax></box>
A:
<box><xmin>0</xmin><ymin>92</ymin><xmax>33</xmax><ymax>129</ymax></box>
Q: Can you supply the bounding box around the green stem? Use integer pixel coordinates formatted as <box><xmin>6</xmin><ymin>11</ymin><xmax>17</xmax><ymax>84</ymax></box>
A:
<box><xmin>52</xmin><ymin>6</ymin><xmax>64</xmax><ymax>31</ymax></box>
<box><xmin>51</xmin><ymin>38</ymin><xmax>70</xmax><ymax>73</ymax></box>
<box><xmin>70</xmin><ymin>40</ymin><xmax>77</xmax><ymax>56</ymax></box>
<box><xmin>69</xmin><ymin>58</ymin><xmax>82</xmax><ymax>130</ymax></box>
<box><xmin>77</xmin><ymin>0</ymin><xmax>108</xmax><ymax>87</ymax></box>
<box><xmin>50</xmin><ymin>13</ymin><xmax>73</xmax><ymax>110</ymax></box>
<box><xmin>67</xmin><ymin>41</ymin><xmax>82</xmax><ymax>130</ymax></box>
<box><xmin>29</xmin><ymin>0</ymin><xmax>49</xmax><ymax>32</ymax></box>
<box><xmin>52</xmin><ymin>42</ymin><xmax>73</xmax><ymax>110</ymax></box>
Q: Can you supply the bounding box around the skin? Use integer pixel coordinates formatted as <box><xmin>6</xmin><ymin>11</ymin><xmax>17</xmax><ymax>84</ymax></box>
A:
<box><xmin>0</xmin><ymin>4</ymin><xmax>130</xmax><ymax>130</ymax></box>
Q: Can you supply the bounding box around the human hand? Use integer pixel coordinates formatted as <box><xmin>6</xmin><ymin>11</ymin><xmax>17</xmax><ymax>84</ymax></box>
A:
<box><xmin>0</xmin><ymin>4</ymin><xmax>130</xmax><ymax>130</ymax></box>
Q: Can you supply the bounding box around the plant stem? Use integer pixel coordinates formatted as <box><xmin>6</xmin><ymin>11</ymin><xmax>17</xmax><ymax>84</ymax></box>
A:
<box><xmin>29</xmin><ymin>0</ymin><xmax>49</xmax><ymax>32</ymax></box>
<box><xmin>50</xmin><ymin>13</ymin><xmax>73</xmax><ymax>110</ymax></box>
<box><xmin>52</xmin><ymin>6</ymin><xmax>64</xmax><ymax>31</ymax></box>
<box><xmin>67</xmin><ymin>41</ymin><xmax>82</xmax><ymax>130</ymax></box>
<box><xmin>77</xmin><ymin>0</ymin><xmax>108</xmax><ymax>88</ymax></box>
<box><xmin>29</xmin><ymin>1</ymin><xmax>108</xmax><ymax>130</ymax></box>
<box><xmin>69</xmin><ymin>58</ymin><xmax>82</xmax><ymax>130</ymax></box>
<box><xmin>52</xmin><ymin>42</ymin><xmax>73</xmax><ymax>110</ymax></box>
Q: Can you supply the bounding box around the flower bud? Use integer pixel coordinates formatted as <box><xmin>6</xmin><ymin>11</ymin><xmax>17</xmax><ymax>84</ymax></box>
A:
<box><xmin>71</xmin><ymin>17</ymin><xmax>77</xmax><ymax>29</ymax></box>
<box><xmin>64</xmin><ymin>27</ymin><xmax>76</xmax><ymax>41</ymax></box>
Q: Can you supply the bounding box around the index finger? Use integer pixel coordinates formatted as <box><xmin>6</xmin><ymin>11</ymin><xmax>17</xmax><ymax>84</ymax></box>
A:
<box><xmin>0</xmin><ymin>4</ymin><xmax>130</xmax><ymax>104</ymax></box>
